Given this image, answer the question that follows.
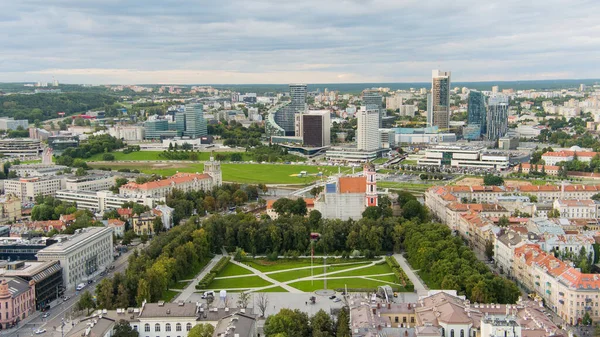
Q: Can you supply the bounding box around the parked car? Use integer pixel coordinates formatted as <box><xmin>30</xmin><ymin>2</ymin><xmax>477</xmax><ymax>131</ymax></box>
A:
<box><xmin>333</xmin><ymin>298</ymin><xmax>341</xmax><ymax>303</ymax></box>
<box><xmin>42</xmin><ymin>312</ymin><xmax>50</xmax><ymax>318</ymax></box>
<box><xmin>35</xmin><ymin>328</ymin><xmax>46</xmax><ymax>334</ymax></box>
<box><xmin>329</xmin><ymin>295</ymin><xmax>336</xmax><ymax>300</ymax></box>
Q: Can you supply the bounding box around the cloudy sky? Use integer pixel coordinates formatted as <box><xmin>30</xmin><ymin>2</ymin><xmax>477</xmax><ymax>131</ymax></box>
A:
<box><xmin>1</xmin><ymin>0</ymin><xmax>599</xmax><ymax>84</ymax></box>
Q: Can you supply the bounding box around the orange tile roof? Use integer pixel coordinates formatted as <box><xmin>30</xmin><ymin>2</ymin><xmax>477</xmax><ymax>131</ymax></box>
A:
<box><xmin>107</xmin><ymin>219</ymin><xmax>125</xmax><ymax>227</ymax></box>
<box><xmin>338</xmin><ymin>177</ymin><xmax>366</xmax><ymax>193</ymax></box>
<box><xmin>543</xmin><ymin>150</ymin><xmax>599</xmax><ymax>158</ymax></box>
<box><xmin>117</xmin><ymin>208</ymin><xmax>133</xmax><ymax>216</ymax></box>
<box><xmin>120</xmin><ymin>172</ymin><xmax>211</xmax><ymax>191</ymax></box>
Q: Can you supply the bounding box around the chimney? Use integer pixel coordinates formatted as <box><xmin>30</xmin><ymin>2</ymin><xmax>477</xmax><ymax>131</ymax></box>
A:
<box><xmin>387</xmin><ymin>303</ymin><xmax>391</xmax><ymax>309</ymax></box>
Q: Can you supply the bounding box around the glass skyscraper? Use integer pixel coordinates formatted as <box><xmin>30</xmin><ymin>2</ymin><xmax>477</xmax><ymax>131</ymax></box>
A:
<box><xmin>363</xmin><ymin>91</ymin><xmax>383</xmax><ymax>127</ymax></box>
<box><xmin>467</xmin><ymin>90</ymin><xmax>487</xmax><ymax>135</ymax></box>
<box><xmin>486</xmin><ymin>95</ymin><xmax>509</xmax><ymax>141</ymax></box>
<box><xmin>430</xmin><ymin>70</ymin><xmax>451</xmax><ymax>130</ymax></box>
<box><xmin>183</xmin><ymin>103</ymin><xmax>207</xmax><ymax>138</ymax></box>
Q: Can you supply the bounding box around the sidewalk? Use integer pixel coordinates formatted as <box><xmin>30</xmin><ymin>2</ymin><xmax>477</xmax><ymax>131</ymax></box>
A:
<box><xmin>393</xmin><ymin>253</ymin><xmax>428</xmax><ymax>296</ymax></box>
<box><xmin>174</xmin><ymin>255</ymin><xmax>223</xmax><ymax>302</ymax></box>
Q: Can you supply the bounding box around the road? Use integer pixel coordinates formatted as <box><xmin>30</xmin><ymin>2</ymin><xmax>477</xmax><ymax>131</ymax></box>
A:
<box><xmin>9</xmin><ymin>243</ymin><xmax>142</xmax><ymax>337</ymax></box>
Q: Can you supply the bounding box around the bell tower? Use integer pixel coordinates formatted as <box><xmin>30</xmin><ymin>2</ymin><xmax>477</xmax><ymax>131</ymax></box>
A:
<box><xmin>364</xmin><ymin>163</ymin><xmax>377</xmax><ymax>207</ymax></box>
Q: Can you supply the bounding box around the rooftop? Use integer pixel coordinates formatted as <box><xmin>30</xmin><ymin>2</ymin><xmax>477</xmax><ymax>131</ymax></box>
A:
<box><xmin>37</xmin><ymin>227</ymin><xmax>112</xmax><ymax>255</ymax></box>
<box><xmin>120</xmin><ymin>172</ymin><xmax>211</xmax><ymax>191</ymax></box>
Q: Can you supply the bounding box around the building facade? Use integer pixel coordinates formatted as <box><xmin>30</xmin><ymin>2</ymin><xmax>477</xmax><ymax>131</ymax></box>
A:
<box><xmin>36</xmin><ymin>227</ymin><xmax>114</xmax><ymax>290</ymax></box>
<box><xmin>0</xmin><ymin>138</ymin><xmax>43</xmax><ymax>157</ymax></box>
<box><xmin>430</xmin><ymin>70</ymin><xmax>451</xmax><ymax>130</ymax></box>
<box><xmin>363</xmin><ymin>91</ymin><xmax>383</xmax><ymax>127</ymax></box>
<box><xmin>299</xmin><ymin>111</ymin><xmax>330</xmax><ymax>147</ymax></box>
<box><xmin>486</xmin><ymin>95</ymin><xmax>509</xmax><ymax>141</ymax></box>
<box><xmin>4</xmin><ymin>176</ymin><xmax>66</xmax><ymax>202</ymax></box>
<box><xmin>119</xmin><ymin>171</ymin><xmax>218</xmax><ymax>199</ymax></box>
<box><xmin>0</xmin><ymin>260</ymin><xmax>63</xmax><ymax>310</ymax></box>
<box><xmin>65</xmin><ymin>174</ymin><xmax>117</xmax><ymax>192</ymax></box>
<box><xmin>467</xmin><ymin>90</ymin><xmax>486</xmax><ymax>135</ymax></box>
<box><xmin>183</xmin><ymin>103</ymin><xmax>207</xmax><ymax>138</ymax></box>
<box><xmin>0</xmin><ymin>277</ymin><xmax>36</xmax><ymax>329</ymax></box>
<box><xmin>356</xmin><ymin>106</ymin><xmax>380</xmax><ymax>151</ymax></box>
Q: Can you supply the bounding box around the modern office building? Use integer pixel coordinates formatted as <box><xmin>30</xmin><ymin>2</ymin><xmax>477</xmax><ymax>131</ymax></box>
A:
<box><xmin>55</xmin><ymin>190</ymin><xmax>159</xmax><ymax>213</ymax></box>
<box><xmin>463</xmin><ymin>124</ymin><xmax>483</xmax><ymax>140</ymax></box>
<box><xmin>0</xmin><ymin>118</ymin><xmax>28</xmax><ymax>131</ymax></box>
<box><xmin>0</xmin><ymin>238</ymin><xmax>56</xmax><ymax>261</ymax></box>
<box><xmin>295</xmin><ymin>111</ymin><xmax>330</xmax><ymax>147</ymax></box>
<box><xmin>183</xmin><ymin>103</ymin><xmax>207</xmax><ymax>138</ymax></box>
<box><xmin>429</xmin><ymin>70</ymin><xmax>451</xmax><ymax>130</ymax></box>
<box><xmin>36</xmin><ymin>227</ymin><xmax>114</xmax><ymax>290</ymax></box>
<box><xmin>0</xmin><ymin>260</ymin><xmax>63</xmax><ymax>310</ymax></box>
<box><xmin>289</xmin><ymin>84</ymin><xmax>307</xmax><ymax>114</ymax></box>
<box><xmin>144</xmin><ymin>119</ymin><xmax>170</xmax><ymax>139</ymax></box>
<box><xmin>467</xmin><ymin>90</ymin><xmax>486</xmax><ymax>135</ymax></box>
<box><xmin>486</xmin><ymin>95</ymin><xmax>509</xmax><ymax>141</ymax></box>
<box><xmin>363</xmin><ymin>91</ymin><xmax>383</xmax><ymax>127</ymax></box>
<box><xmin>0</xmin><ymin>138</ymin><xmax>43</xmax><ymax>157</ymax></box>
<box><xmin>417</xmin><ymin>145</ymin><xmax>510</xmax><ymax>169</ymax></box>
<box><xmin>379</xmin><ymin>129</ymin><xmax>396</xmax><ymax>148</ymax></box>
<box><xmin>356</xmin><ymin>106</ymin><xmax>380</xmax><ymax>151</ymax></box>
<box><xmin>47</xmin><ymin>134</ymin><xmax>79</xmax><ymax>155</ymax></box>
<box><xmin>64</xmin><ymin>174</ymin><xmax>117</xmax><ymax>192</ymax></box>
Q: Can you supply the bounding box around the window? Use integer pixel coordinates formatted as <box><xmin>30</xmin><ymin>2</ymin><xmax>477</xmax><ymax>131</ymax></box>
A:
<box><xmin>133</xmin><ymin>325</ymin><xmax>138</xmax><ymax>331</ymax></box>
<box><xmin>451</xmin><ymin>330</ymin><xmax>454</xmax><ymax>337</ymax></box>
<box><xmin>460</xmin><ymin>330</ymin><xmax>464</xmax><ymax>337</ymax></box>
<box><xmin>394</xmin><ymin>317</ymin><xmax>398</xmax><ymax>323</ymax></box>
<box><xmin>155</xmin><ymin>323</ymin><xmax>160</xmax><ymax>332</ymax></box>
<box><xmin>186</xmin><ymin>323</ymin><xmax>192</xmax><ymax>331</ymax></box>
<box><xmin>166</xmin><ymin>323</ymin><xmax>171</xmax><ymax>332</ymax></box>
<box><xmin>144</xmin><ymin>324</ymin><xmax>150</xmax><ymax>332</ymax></box>
<box><xmin>176</xmin><ymin>323</ymin><xmax>181</xmax><ymax>332</ymax></box>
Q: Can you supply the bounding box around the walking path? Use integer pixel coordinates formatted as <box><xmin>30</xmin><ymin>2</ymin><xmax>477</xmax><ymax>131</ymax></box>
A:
<box><xmin>174</xmin><ymin>254</ymin><xmax>223</xmax><ymax>302</ymax></box>
<box><xmin>393</xmin><ymin>253</ymin><xmax>428</xmax><ymax>296</ymax></box>
<box><xmin>229</xmin><ymin>260</ymin><xmax>301</xmax><ymax>293</ymax></box>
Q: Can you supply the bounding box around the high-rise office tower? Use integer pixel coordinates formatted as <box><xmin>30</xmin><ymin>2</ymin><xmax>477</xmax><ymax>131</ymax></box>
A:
<box><xmin>356</xmin><ymin>106</ymin><xmax>380</xmax><ymax>151</ymax></box>
<box><xmin>296</xmin><ymin>110</ymin><xmax>331</xmax><ymax>147</ymax></box>
<box><xmin>175</xmin><ymin>111</ymin><xmax>186</xmax><ymax>136</ymax></box>
<box><xmin>362</xmin><ymin>91</ymin><xmax>384</xmax><ymax>127</ymax></box>
<box><xmin>183</xmin><ymin>103</ymin><xmax>207</xmax><ymax>138</ymax></box>
<box><xmin>430</xmin><ymin>70</ymin><xmax>451</xmax><ymax>130</ymax></box>
<box><xmin>289</xmin><ymin>84</ymin><xmax>307</xmax><ymax>114</ymax></box>
<box><xmin>467</xmin><ymin>90</ymin><xmax>487</xmax><ymax>135</ymax></box>
<box><xmin>486</xmin><ymin>95</ymin><xmax>509</xmax><ymax>141</ymax></box>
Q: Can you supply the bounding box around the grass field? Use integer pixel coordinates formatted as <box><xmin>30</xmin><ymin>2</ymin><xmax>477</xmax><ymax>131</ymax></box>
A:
<box><xmin>377</xmin><ymin>181</ymin><xmax>435</xmax><ymax>191</ymax></box>
<box><xmin>208</xmin><ymin>276</ymin><xmax>272</xmax><ymax>289</ymax></box>
<box><xmin>87</xmin><ymin>151</ymin><xmax>251</xmax><ymax>162</ymax></box>
<box><xmin>170</xmin><ymin>281</ymin><xmax>189</xmax><ymax>290</ymax></box>
<box><xmin>261</xmin><ymin>286</ymin><xmax>289</xmax><ymax>292</ymax></box>
<box><xmin>217</xmin><ymin>263</ymin><xmax>253</xmax><ymax>277</ymax></box>
<box><xmin>88</xmin><ymin>162</ymin><xmax>351</xmax><ymax>184</ymax></box>
<box><xmin>245</xmin><ymin>258</ymin><xmax>372</xmax><ymax>273</ymax></box>
<box><xmin>331</xmin><ymin>263</ymin><xmax>394</xmax><ymax>277</ymax></box>
<box><xmin>161</xmin><ymin>290</ymin><xmax>179</xmax><ymax>302</ymax></box>
<box><xmin>268</xmin><ymin>262</ymin><xmax>372</xmax><ymax>282</ymax></box>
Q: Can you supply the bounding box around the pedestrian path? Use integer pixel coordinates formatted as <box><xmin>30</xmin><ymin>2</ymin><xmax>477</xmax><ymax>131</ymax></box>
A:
<box><xmin>174</xmin><ymin>254</ymin><xmax>222</xmax><ymax>302</ymax></box>
<box><xmin>229</xmin><ymin>260</ymin><xmax>301</xmax><ymax>293</ymax></box>
<box><xmin>393</xmin><ymin>253</ymin><xmax>428</xmax><ymax>295</ymax></box>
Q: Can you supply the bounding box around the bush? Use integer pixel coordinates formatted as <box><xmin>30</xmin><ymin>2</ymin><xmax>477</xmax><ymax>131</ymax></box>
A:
<box><xmin>103</xmin><ymin>153</ymin><xmax>115</xmax><ymax>161</ymax></box>
<box><xmin>210</xmin><ymin>257</ymin><xmax>231</xmax><ymax>274</ymax></box>
<box><xmin>196</xmin><ymin>272</ymin><xmax>216</xmax><ymax>289</ymax></box>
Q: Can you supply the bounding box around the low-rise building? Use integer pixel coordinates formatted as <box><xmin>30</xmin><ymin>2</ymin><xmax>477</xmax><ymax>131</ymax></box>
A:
<box><xmin>0</xmin><ymin>277</ymin><xmax>36</xmax><ymax>329</ymax></box>
<box><xmin>553</xmin><ymin>199</ymin><xmax>598</xmax><ymax>219</ymax></box>
<box><xmin>55</xmin><ymin>190</ymin><xmax>160</xmax><ymax>213</ymax></box>
<box><xmin>542</xmin><ymin>150</ymin><xmax>600</xmax><ymax>166</ymax></box>
<box><xmin>9</xmin><ymin>164</ymin><xmax>69</xmax><ymax>177</ymax></box>
<box><xmin>4</xmin><ymin>176</ymin><xmax>65</xmax><ymax>202</ymax></box>
<box><xmin>120</xmin><ymin>171</ymin><xmax>220</xmax><ymax>199</ymax></box>
<box><xmin>36</xmin><ymin>227</ymin><xmax>114</xmax><ymax>290</ymax></box>
<box><xmin>417</xmin><ymin>145</ymin><xmax>510</xmax><ymax>169</ymax></box>
<box><xmin>0</xmin><ymin>194</ymin><xmax>21</xmax><ymax>223</ymax></box>
<box><xmin>65</xmin><ymin>174</ymin><xmax>118</xmax><ymax>192</ymax></box>
<box><xmin>0</xmin><ymin>138</ymin><xmax>43</xmax><ymax>157</ymax></box>
<box><xmin>131</xmin><ymin>211</ymin><xmax>156</xmax><ymax>236</ymax></box>
<box><xmin>0</xmin><ymin>260</ymin><xmax>63</xmax><ymax>310</ymax></box>
<box><xmin>0</xmin><ymin>118</ymin><xmax>28</xmax><ymax>131</ymax></box>
<box><xmin>106</xmin><ymin>219</ymin><xmax>126</xmax><ymax>237</ymax></box>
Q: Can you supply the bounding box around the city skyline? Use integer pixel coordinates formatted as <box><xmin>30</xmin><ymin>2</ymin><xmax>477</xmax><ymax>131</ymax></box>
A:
<box><xmin>2</xmin><ymin>0</ymin><xmax>600</xmax><ymax>84</ymax></box>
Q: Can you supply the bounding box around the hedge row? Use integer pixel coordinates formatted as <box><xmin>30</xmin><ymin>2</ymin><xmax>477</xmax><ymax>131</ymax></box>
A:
<box><xmin>385</xmin><ymin>256</ymin><xmax>414</xmax><ymax>292</ymax></box>
<box><xmin>210</xmin><ymin>257</ymin><xmax>231</xmax><ymax>274</ymax></box>
<box><xmin>196</xmin><ymin>257</ymin><xmax>231</xmax><ymax>289</ymax></box>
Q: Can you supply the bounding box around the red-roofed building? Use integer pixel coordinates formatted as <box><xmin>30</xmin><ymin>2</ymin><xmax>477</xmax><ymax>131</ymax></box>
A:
<box><xmin>117</xmin><ymin>208</ymin><xmax>133</xmax><ymax>219</ymax></box>
<box><xmin>542</xmin><ymin>150</ymin><xmax>600</xmax><ymax>166</ymax></box>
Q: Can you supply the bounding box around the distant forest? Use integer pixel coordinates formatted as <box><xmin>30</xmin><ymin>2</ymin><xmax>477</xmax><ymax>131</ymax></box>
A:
<box><xmin>0</xmin><ymin>93</ymin><xmax>118</xmax><ymax>122</ymax></box>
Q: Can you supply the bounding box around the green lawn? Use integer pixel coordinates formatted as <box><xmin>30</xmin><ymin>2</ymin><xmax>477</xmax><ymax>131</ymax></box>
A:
<box><xmin>245</xmin><ymin>258</ymin><xmax>371</xmax><ymax>272</ymax></box>
<box><xmin>268</xmin><ymin>262</ymin><xmax>372</xmax><ymax>282</ymax></box>
<box><xmin>401</xmin><ymin>159</ymin><xmax>418</xmax><ymax>165</ymax></box>
<box><xmin>288</xmin><ymin>277</ymin><xmax>401</xmax><ymax>292</ymax></box>
<box><xmin>331</xmin><ymin>263</ymin><xmax>394</xmax><ymax>277</ymax></box>
<box><xmin>368</xmin><ymin>275</ymin><xmax>398</xmax><ymax>283</ymax></box>
<box><xmin>170</xmin><ymin>281</ymin><xmax>189</xmax><ymax>290</ymax></box>
<box><xmin>208</xmin><ymin>276</ymin><xmax>272</xmax><ymax>289</ymax></box>
<box><xmin>372</xmin><ymin>158</ymin><xmax>388</xmax><ymax>164</ymax></box>
<box><xmin>161</xmin><ymin>290</ymin><xmax>180</xmax><ymax>302</ymax></box>
<box><xmin>88</xmin><ymin>151</ymin><xmax>249</xmax><ymax>162</ymax></box>
<box><xmin>217</xmin><ymin>263</ymin><xmax>253</xmax><ymax>277</ymax></box>
<box><xmin>87</xmin><ymin>162</ymin><xmax>351</xmax><ymax>184</ymax></box>
<box><xmin>182</xmin><ymin>258</ymin><xmax>212</xmax><ymax>280</ymax></box>
<box><xmin>377</xmin><ymin>181</ymin><xmax>435</xmax><ymax>191</ymax></box>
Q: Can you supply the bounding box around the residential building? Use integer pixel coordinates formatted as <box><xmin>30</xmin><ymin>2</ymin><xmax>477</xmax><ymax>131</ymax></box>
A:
<box><xmin>183</xmin><ymin>103</ymin><xmax>207</xmax><ymax>138</ymax></box>
<box><xmin>430</xmin><ymin>70</ymin><xmax>451</xmax><ymax>130</ymax></box>
<box><xmin>108</xmin><ymin>125</ymin><xmax>145</xmax><ymax>141</ymax></box>
<box><xmin>0</xmin><ymin>277</ymin><xmax>36</xmax><ymax>329</ymax></box>
<box><xmin>0</xmin><ymin>260</ymin><xmax>63</xmax><ymax>310</ymax></box>
<box><xmin>486</xmin><ymin>95</ymin><xmax>509</xmax><ymax>141</ymax></box>
<box><xmin>106</xmin><ymin>219</ymin><xmax>125</xmax><ymax>237</ymax></box>
<box><xmin>131</xmin><ymin>211</ymin><xmax>157</xmax><ymax>236</ymax></box>
<box><xmin>0</xmin><ymin>118</ymin><xmax>28</xmax><ymax>131</ymax></box>
<box><xmin>417</xmin><ymin>145</ymin><xmax>509</xmax><ymax>169</ymax></box>
<box><xmin>385</xmin><ymin>93</ymin><xmax>404</xmax><ymax>111</ymax></box>
<box><xmin>9</xmin><ymin>164</ymin><xmax>68</xmax><ymax>177</ymax></box>
<box><xmin>356</xmin><ymin>106</ymin><xmax>380</xmax><ymax>151</ymax></box>
<box><xmin>36</xmin><ymin>227</ymin><xmax>114</xmax><ymax>290</ymax></box>
<box><xmin>552</xmin><ymin>199</ymin><xmax>598</xmax><ymax>219</ymax></box>
<box><xmin>467</xmin><ymin>90</ymin><xmax>486</xmax><ymax>135</ymax></box>
<box><xmin>4</xmin><ymin>176</ymin><xmax>66</xmax><ymax>202</ymax></box>
<box><xmin>0</xmin><ymin>195</ymin><xmax>21</xmax><ymax>223</ymax></box>
<box><xmin>0</xmin><ymin>138</ymin><xmax>43</xmax><ymax>157</ymax></box>
<box><xmin>398</xmin><ymin>104</ymin><xmax>417</xmax><ymax>117</ymax></box>
<box><xmin>494</xmin><ymin>230</ymin><xmax>523</xmax><ymax>276</ymax></box>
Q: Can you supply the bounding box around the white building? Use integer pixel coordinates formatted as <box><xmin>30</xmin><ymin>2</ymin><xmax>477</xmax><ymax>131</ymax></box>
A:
<box><xmin>65</xmin><ymin>174</ymin><xmax>117</xmax><ymax>192</ymax></box>
<box><xmin>417</xmin><ymin>145</ymin><xmax>509</xmax><ymax>169</ymax></box>
<box><xmin>356</xmin><ymin>106</ymin><xmax>380</xmax><ymax>151</ymax></box>
<box><xmin>0</xmin><ymin>138</ymin><xmax>43</xmax><ymax>157</ymax></box>
<box><xmin>0</xmin><ymin>118</ymin><xmax>28</xmax><ymax>131</ymax></box>
<box><xmin>553</xmin><ymin>199</ymin><xmax>598</xmax><ymax>219</ymax></box>
<box><xmin>9</xmin><ymin>164</ymin><xmax>68</xmax><ymax>177</ymax></box>
<box><xmin>36</xmin><ymin>227</ymin><xmax>114</xmax><ymax>290</ymax></box>
<box><xmin>4</xmin><ymin>176</ymin><xmax>65</xmax><ymax>202</ymax></box>
<box><xmin>542</xmin><ymin>150</ymin><xmax>599</xmax><ymax>166</ymax></box>
<box><xmin>55</xmin><ymin>190</ymin><xmax>160</xmax><ymax>213</ymax></box>
<box><xmin>108</xmin><ymin>125</ymin><xmax>145</xmax><ymax>141</ymax></box>
<box><xmin>480</xmin><ymin>316</ymin><xmax>521</xmax><ymax>337</ymax></box>
<box><xmin>379</xmin><ymin>129</ymin><xmax>395</xmax><ymax>149</ymax></box>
